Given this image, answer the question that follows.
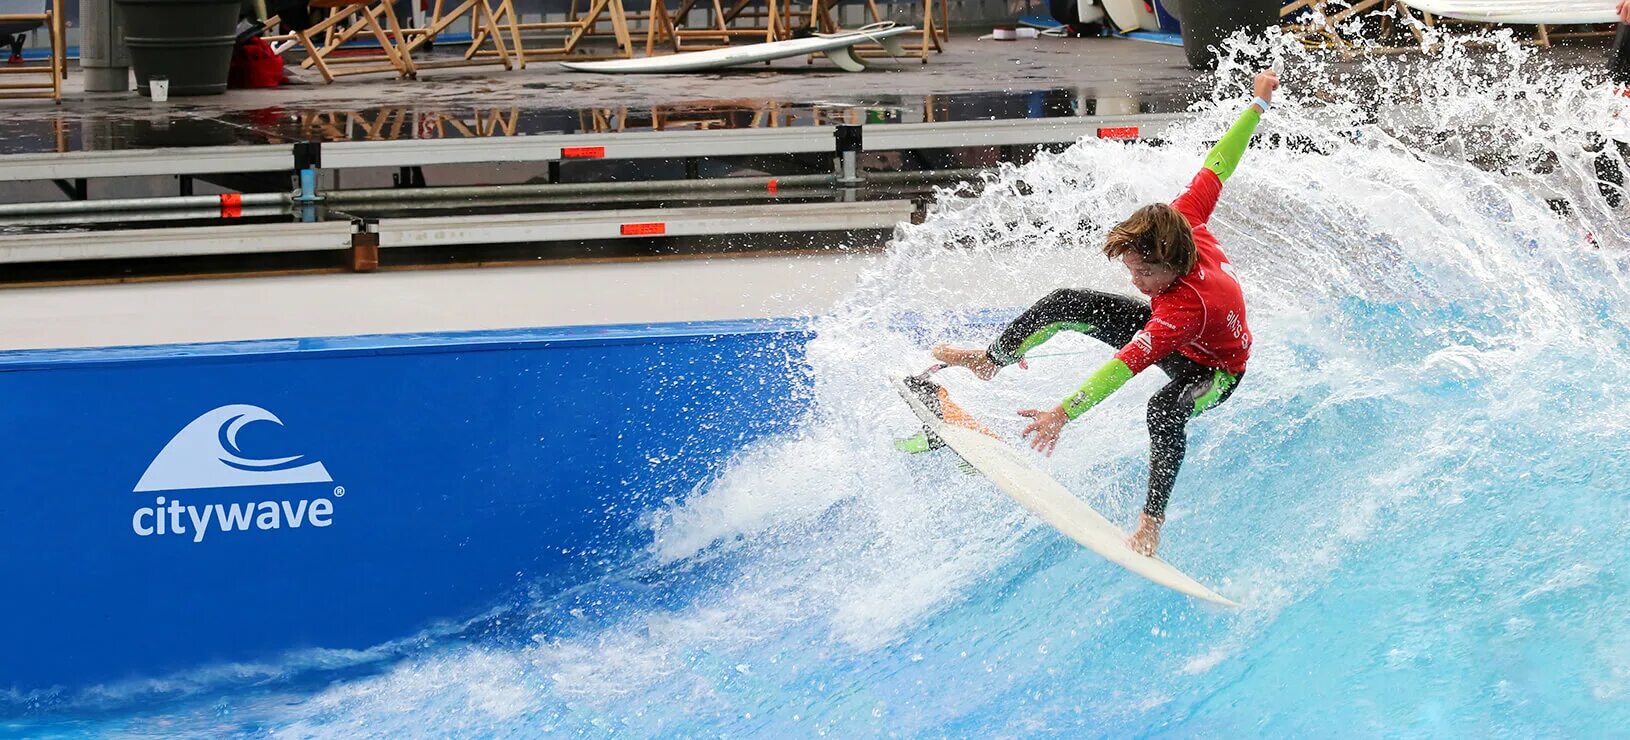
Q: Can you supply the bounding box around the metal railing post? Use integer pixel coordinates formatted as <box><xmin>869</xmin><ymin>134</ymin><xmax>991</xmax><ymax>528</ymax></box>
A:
<box><xmin>293</xmin><ymin>141</ymin><xmax>324</xmax><ymax>205</ymax></box>
<box><xmin>835</xmin><ymin>124</ymin><xmax>864</xmax><ymax>187</ymax></box>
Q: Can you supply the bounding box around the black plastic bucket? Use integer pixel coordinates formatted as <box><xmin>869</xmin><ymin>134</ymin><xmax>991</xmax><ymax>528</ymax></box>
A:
<box><xmin>1178</xmin><ymin>0</ymin><xmax>1279</xmax><ymax>70</ymax></box>
<box><xmin>117</xmin><ymin>0</ymin><xmax>240</xmax><ymax>96</ymax></box>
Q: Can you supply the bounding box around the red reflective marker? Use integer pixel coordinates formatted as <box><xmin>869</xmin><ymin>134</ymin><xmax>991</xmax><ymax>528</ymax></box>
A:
<box><xmin>620</xmin><ymin>222</ymin><xmax>666</xmax><ymax>236</ymax></box>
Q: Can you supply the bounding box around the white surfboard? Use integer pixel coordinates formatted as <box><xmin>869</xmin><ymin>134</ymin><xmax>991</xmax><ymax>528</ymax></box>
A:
<box><xmin>1132</xmin><ymin>0</ymin><xmax>1161</xmax><ymax>32</ymax></box>
<box><xmin>559</xmin><ymin>26</ymin><xmax>915</xmax><ymax>74</ymax></box>
<box><xmin>1394</xmin><ymin>0</ymin><xmax>1618</xmax><ymax>25</ymax></box>
<box><xmin>1101</xmin><ymin>0</ymin><xmax>1148</xmax><ymax>32</ymax></box>
<box><xmin>894</xmin><ymin>377</ymin><xmax>1241</xmax><ymax>608</ymax></box>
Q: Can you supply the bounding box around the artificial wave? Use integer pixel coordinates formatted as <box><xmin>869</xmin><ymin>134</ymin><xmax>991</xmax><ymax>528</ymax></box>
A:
<box><xmin>18</xmin><ymin>27</ymin><xmax>1630</xmax><ymax>738</ymax></box>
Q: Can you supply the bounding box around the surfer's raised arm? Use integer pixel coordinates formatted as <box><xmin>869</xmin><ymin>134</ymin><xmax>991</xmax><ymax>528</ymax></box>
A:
<box><xmin>1165</xmin><ymin>69</ymin><xmax>1276</xmax><ymax>232</ymax></box>
<box><xmin>1200</xmin><ymin>69</ymin><xmax>1278</xmax><ymax>184</ymax></box>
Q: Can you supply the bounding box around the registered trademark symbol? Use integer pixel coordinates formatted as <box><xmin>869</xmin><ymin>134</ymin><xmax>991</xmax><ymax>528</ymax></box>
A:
<box><xmin>333</xmin><ymin>486</ymin><xmax>346</xmax><ymax>497</ymax></box>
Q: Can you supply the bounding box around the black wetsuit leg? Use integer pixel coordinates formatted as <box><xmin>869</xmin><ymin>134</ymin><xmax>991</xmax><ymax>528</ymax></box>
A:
<box><xmin>985</xmin><ymin>288</ymin><xmax>1150</xmax><ymax>365</ymax></box>
<box><xmin>1143</xmin><ymin>355</ymin><xmax>1243</xmax><ymax>518</ymax></box>
<box><xmin>1594</xmin><ymin>136</ymin><xmax>1627</xmax><ymax>210</ymax></box>
<box><xmin>1594</xmin><ymin>26</ymin><xmax>1630</xmax><ymax>210</ymax></box>
<box><xmin>1614</xmin><ymin>23</ymin><xmax>1630</xmax><ymax>86</ymax></box>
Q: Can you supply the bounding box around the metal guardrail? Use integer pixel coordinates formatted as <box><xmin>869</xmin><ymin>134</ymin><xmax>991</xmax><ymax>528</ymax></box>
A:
<box><xmin>0</xmin><ymin>145</ymin><xmax>297</xmax><ymax>182</ymax></box>
<box><xmin>321</xmin><ymin>114</ymin><xmax>1187</xmax><ymax>169</ymax></box>
<box><xmin>0</xmin><ymin>221</ymin><xmax>355</xmax><ymax>264</ymax></box>
<box><xmin>0</xmin><ymin>200</ymin><xmax>915</xmax><ymax>265</ymax></box>
<box><xmin>371</xmin><ymin>200</ymin><xmax>914</xmax><ymax>248</ymax></box>
<box><xmin>0</xmin><ymin>112</ymin><xmax>1190</xmax><ymax>184</ymax></box>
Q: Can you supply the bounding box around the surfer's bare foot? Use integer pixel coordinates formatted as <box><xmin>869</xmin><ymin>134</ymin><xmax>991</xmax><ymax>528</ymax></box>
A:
<box><xmin>1127</xmin><ymin>513</ymin><xmax>1163</xmax><ymax>557</ymax></box>
<box><xmin>931</xmin><ymin>344</ymin><xmax>999</xmax><ymax>380</ymax></box>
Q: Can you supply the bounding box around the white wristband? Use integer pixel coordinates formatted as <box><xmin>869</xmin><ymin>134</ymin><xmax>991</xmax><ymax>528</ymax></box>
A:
<box><xmin>1252</xmin><ymin>96</ymin><xmax>1273</xmax><ymax>112</ymax></box>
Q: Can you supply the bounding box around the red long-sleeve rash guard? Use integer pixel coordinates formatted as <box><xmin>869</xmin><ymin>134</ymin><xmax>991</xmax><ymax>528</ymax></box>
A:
<box><xmin>1113</xmin><ymin>168</ymin><xmax>1253</xmax><ymax>376</ymax></box>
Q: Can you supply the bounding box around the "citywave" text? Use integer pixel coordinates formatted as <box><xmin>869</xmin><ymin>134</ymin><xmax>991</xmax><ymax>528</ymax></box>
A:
<box><xmin>132</xmin><ymin>495</ymin><xmax>335</xmax><ymax>543</ymax></box>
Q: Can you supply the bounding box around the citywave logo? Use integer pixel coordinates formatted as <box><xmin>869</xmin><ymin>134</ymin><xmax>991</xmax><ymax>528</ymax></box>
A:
<box><xmin>132</xmin><ymin>404</ymin><xmax>342</xmax><ymax>543</ymax></box>
<box><xmin>136</xmin><ymin>405</ymin><xmax>331</xmax><ymax>492</ymax></box>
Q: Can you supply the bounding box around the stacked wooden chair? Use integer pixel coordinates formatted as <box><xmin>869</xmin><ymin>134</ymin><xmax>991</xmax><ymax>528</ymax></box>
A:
<box><xmin>802</xmin><ymin>0</ymin><xmax>946</xmax><ymax>62</ymax></box>
<box><xmin>471</xmin><ymin>0</ymin><xmax>637</xmax><ymax>66</ymax></box>
<box><xmin>0</xmin><ymin>0</ymin><xmax>64</xmax><ymax>102</ymax></box>
<box><xmin>397</xmin><ymin>0</ymin><xmax>517</xmax><ymax>73</ymax></box>
<box><xmin>271</xmin><ymin>0</ymin><xmax>419</xmax><ymax>83</ymax></box>
<box><xmin>642</xmin><ymin>0</ymin><xmax>787</xmax><ymax>53</ymax></box>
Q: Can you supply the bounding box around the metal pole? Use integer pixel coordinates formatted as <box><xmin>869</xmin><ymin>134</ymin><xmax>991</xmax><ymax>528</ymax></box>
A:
<box><xmin>293</xmin><ymin>142</ymin><xmax>324</xmax><ymax>205</ymax></box>
<box><xmin>0</xmin><ymin>192</ymin><xmax>286</xmax><ymax>219</ymax></box>
<box><xmin>0</xmin><ymin>205</ymin><xmax>288</xmax><ymax>228</ymax></box>
<box><xmin>835</xmin><ymin>124</ymin><xmax>864</xmax><ymax>187</ymax></box>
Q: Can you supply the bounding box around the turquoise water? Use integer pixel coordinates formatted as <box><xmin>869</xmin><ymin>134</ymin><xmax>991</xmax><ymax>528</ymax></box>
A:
<box><xmin>12</xmin><ymin>30</ymin><xmax>1630</xmax><ymax>738</ymax></box>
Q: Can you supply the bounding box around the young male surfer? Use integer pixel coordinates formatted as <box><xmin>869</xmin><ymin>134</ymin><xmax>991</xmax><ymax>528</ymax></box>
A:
<box><xmin>921</xmin><ymin>69</ymin><xmax>1279</xmax><ymax>558</ymax></box>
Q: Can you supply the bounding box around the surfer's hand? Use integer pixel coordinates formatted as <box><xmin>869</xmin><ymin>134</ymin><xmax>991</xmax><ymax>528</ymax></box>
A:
<box><xmin>1127</xmin><ymin>513</ymin><xmax>1163</xmax><ymax>557</ymax></box>
<box><xmin>1253</xmin><ymin>69</ymin><xmax>1279</xmax><ymax>106</ymax></box>
<box><xmin>1018</xmin><ymin>405</ymin><xmax>1068</xmax><ymax>456</ymax></box>
<box><xmin>1619</xmin><ymin>0</ymin><xmax>1629</xmax><ymax>23</ymax></box>
<box><xmin>932</xmin><ymin>344</ymin><xmax>1000</xmax><ymax>381</ymax></box>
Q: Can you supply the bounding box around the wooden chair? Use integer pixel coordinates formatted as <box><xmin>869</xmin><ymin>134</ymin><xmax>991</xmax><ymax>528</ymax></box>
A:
<box><xmin>256</xmin><ymin>11</ymin><xmax>308</xmax><ymax>57</ymax></box>
<box><xmin>642</xmin><ymin>0</ymin><xmax>787</xmax><ymax>53</ymax></box>
<box><xmin>397</xmin><ymin>0</ymin><xmax>516</xmax><ymax>73</ymax></box>
<box><xmin>0</xmin><ymin>0</ymin><xmax>64</xmax><ymax>103</ymax></box>
<box><xmin>805</xmin><ymin>0</ymin><xmax>944</xmax><ymax>62</ymax></box>
<box><xmin>294</xmin><ymin>0</ymin><xmax>418</xmax><ymax>83</ymax></box>
<box><xmin>1281</xmin><ymin>0</ymin><xmax>1398</xmax><ymax>50</ymax></box>
<box><xmin>471</xmin><ymin>0</ymin><xmax>636</xmax><ymax>66</ymax></box>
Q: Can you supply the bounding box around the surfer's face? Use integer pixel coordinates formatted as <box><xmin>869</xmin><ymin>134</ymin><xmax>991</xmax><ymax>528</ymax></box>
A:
<box><xmin>1122</xmin><ymin>252</ymin><xmax>1180</xmax><ymax>297</ymax></box>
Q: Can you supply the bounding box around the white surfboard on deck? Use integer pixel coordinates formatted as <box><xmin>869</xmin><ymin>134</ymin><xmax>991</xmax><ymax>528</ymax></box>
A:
<box><xmin>1394</xmin><ymin>0</ymin><xmax>1620</xmax><ymax>25</ymax></box>
<box><xmin>1101</xmin><ymin>0</ymin><xmax>1161</xmax><ymax>32</ymax></box>
<box><xmin>559</xmin><ymin>26</ymin><xmax>916</xmax><ymax>74</ymax></box>
<box><xmin>893</xmin><ymin>377</ymin><xmax>1241</xmax><ymax>608</ymax></box>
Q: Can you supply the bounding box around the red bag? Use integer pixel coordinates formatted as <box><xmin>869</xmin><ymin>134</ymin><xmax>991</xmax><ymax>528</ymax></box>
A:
<box><xmin>229</xmin><ymin>37</ymin><xmax>289</xmax><ymax>89</ymax></box>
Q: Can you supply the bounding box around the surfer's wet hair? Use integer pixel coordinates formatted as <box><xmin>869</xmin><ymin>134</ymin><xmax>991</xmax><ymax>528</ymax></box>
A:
<box><xmin>1101</xmin><ymin>204</ymin><xmax>1196</xmax><ymax>274</ymax></box>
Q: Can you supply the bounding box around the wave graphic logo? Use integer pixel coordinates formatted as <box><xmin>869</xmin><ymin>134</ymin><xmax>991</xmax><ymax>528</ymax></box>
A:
<box><xmin>134</xmin><ymin>405</ymin><xmax>333</xmax><ymax>492</ymax></box>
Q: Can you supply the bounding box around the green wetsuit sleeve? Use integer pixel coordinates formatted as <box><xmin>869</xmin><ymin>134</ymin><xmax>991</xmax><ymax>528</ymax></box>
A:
<box><xmin>1061</xmin><ymin>359</ymin><xmax>1136</xmax><ymax>420</ymax></box>
<box><xmin>1202</xmin><ymin>106</ymin><xmax>1263</xmax><ymax>184</ymax></box>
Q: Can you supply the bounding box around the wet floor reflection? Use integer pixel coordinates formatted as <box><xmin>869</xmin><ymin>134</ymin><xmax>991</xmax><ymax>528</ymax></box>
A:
<box><xmin>0</xmin><ymin>87</ymin><xmax>1195</xmax><ymax>156</ymax></box>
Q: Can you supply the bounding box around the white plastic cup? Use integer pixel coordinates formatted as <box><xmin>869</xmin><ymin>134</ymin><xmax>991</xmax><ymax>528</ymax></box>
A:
<box><xmin>150</xmin><ymin>75</ymin><xmax>169</xmax><ymax>103</ymax></box>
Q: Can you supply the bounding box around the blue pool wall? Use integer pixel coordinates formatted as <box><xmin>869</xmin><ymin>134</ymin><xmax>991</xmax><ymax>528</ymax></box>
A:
<box><xmin>0</xmin><ymin>319</ymin><xmax>814</xmax><ymax>698</ymax></box>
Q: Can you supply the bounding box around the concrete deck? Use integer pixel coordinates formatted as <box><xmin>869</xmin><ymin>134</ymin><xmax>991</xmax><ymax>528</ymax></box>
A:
<box><xmin>0</xmin><ymin>252</ymin><xmax>880</xmax><ymax>350</ymax></box>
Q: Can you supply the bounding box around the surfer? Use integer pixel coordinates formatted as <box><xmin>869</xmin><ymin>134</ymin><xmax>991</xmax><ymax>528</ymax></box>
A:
<box><xmin>929</xmin><ymin>69</ymin><xmax>1278</xmax><ymax>557</ymax></box>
